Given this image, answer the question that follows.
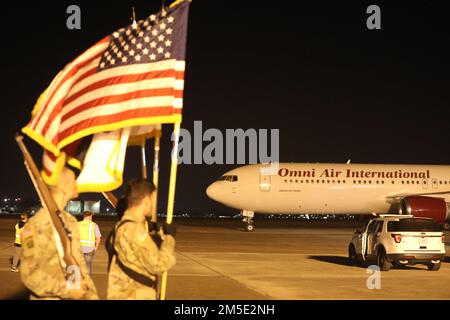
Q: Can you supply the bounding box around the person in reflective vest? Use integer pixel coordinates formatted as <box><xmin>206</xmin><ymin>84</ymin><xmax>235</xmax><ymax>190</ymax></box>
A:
<box><xmin>78</xmin><ymin>211</ymin><xmax>102</xmax><ymax>275</ymax></box>
<box><xmin>11</xmin><ymin>213</ymin><xmax>29</xmax><ymax>272</ymax></box>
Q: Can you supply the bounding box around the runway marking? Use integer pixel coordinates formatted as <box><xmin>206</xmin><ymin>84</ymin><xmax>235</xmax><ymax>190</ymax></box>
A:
<box><xmin>175</xmin><ymin>250</ymin><xmax>272</xmax><ymax>300</ymax></box>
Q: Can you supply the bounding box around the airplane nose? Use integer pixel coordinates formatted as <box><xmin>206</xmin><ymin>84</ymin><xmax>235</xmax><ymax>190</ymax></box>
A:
<box><xmin>206</xmin><ymin>183</ymin><xmax>219</xmax><ymax>201</ymax></box>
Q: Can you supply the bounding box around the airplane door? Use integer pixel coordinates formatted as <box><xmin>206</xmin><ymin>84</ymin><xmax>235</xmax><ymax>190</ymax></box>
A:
<box><xmin>432</xmin><ymin>179</ymin><xmax>438</xmax><ymax>189</ymax></box>
<box><xmin>260</xmin><ymin>173</ymin><xmax>271</xmax><ymax>192</ymax></box>
<box><xmin>422</xmin><ymin>179</ymin><xmax>428</xmax><ymax>189</ymax></box>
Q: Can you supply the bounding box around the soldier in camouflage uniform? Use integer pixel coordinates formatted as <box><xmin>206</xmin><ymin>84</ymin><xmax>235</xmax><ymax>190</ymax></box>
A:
<box><xmin>20</xmin><ymin>168</ymin><xmax>99</xmax><ymax>300</ymax></box>
<box><xmin>107</xmin><ymin>179</ymin><xmax>176</xmax><ymax>300</ymax></box>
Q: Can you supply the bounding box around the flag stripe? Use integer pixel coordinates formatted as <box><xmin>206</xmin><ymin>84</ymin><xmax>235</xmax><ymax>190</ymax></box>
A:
<box><xmin>59</xmin><ymin>107</ymin><xmax>176</xmax><ymax>141</ymax></box>
<box><xmin>75</xmin><ymin>67</ymin><xmax>99</xmax><ymax>86</ymax></box>
<box><xmin>41</xmin><ymin>65</ymin><xmax>184</xmax><ymax>137</ymax></box>
<box><xmin>31</xmin><ymin>40</ymin><xmax>109</xmax><ymax>132</ymax></box>
<box><xmin>62</xmin><ymin>88</ymin><xmax>182</xmax><ymax>122</ymax></box>
<box><xmin>173</xmin><ymin>98</ymin><xmax>183</xmax><ymax>109</ymax></box>
<box><xmin>59</xmin><ymin>96</ymin><xmax>178</xmax><ymax>132</ymax></box>
<box><xmin>69</xmin><ymin>59</ymin><xmax>184</xmax><ymax>98</ymax></box>
<box><xmin>38</xmin><ymin>58</ymin><xmax>102</xmax><ymax>136</ymax></box>
<box><xmin>63</xmin><ymin>69</ymin><xmax>180</xmax><ymax>110</ymax></box>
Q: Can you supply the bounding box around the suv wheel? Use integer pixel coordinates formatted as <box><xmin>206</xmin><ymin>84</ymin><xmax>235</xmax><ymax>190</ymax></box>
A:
<box><xmin>427</xmin><ymin>262</ymin><xmax>441</xmax><ymax>271</ymax></box>
<box><xmin>376</xmin><ymin>248</ymin><xmax>392</xmax><ymax>271</ymax></box>
<box><xmin>348</xmin><ymin>245</ymin><xmax>359</xmax><ymax>266</ymax></box>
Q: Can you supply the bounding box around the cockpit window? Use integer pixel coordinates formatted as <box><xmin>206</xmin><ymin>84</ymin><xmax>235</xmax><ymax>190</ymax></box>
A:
<box><xmin>218</xmin><ymin>175</ymin><xmax>238</xmax><ymax>182</ymax></box>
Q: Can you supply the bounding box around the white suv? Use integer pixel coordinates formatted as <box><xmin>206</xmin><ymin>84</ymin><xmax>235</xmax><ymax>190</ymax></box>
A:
<box><xmin>348</xmin><ymin>215</ymin><xmax>445</xmax><ymax>271</ymax></box>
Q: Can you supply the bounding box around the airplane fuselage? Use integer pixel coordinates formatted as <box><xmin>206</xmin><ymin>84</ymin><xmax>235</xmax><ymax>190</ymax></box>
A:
<box><xmin>206</xmin><ymin>163</ymin><xmax>450</xmax><ymax>215</ymax></box>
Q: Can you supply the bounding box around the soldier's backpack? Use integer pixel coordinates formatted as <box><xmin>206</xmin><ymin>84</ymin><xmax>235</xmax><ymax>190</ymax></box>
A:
<box><xmin>105</xmin><ymin>219</ymin><xmax>134</xmax><ymax>272</ymax></box>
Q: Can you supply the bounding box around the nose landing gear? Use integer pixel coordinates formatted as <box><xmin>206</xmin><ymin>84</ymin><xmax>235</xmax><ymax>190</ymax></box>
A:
<box><xmin>241</xmin><ymin>210</ymin><xmax>255</xmax><ymax>232</ymax></box>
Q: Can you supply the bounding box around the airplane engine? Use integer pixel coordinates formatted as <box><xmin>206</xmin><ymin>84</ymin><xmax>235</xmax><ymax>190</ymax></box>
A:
<box><xmin>401</xmin><ymin>196</ymin><xmax>450</xmax><ymax>223</ymax></box>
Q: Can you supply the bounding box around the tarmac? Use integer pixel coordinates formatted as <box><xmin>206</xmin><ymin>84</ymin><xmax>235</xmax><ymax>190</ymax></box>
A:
<box><xmin>0</xmin><ymin>217</ymin><xmax>449</xmax><ymax>300</ymax></box>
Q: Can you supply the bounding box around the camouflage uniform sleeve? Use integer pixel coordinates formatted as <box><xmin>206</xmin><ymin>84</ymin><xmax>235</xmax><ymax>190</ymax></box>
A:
<box><xmin>115</xmin><ymin>223</ymin><xmax>176</xmax><ymax>277</ymax></box>
<box><xmin>20</xmin><ymin>221</ymin><xmax>70</xmax><ymax>299</ymax></box>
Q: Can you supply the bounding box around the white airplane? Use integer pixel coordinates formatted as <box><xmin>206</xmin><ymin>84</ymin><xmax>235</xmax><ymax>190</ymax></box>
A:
<box><xmin>206</xmin><ymin>163</ymin><xmax>450</xmax><ymax>231</ymax></box>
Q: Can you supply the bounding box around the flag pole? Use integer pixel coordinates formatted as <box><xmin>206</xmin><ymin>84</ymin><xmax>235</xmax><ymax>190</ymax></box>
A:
<box><xmin>151</xmin><ymin>134</ymin><xmax>161</xmax><ymax>223</ymax></box>
<box><xmin>159</xmin><ymin>121</ymin><xmax>181</xmax><ymax>300</ymax></box>
<box><xmin>140</xmin><ymin>141</ymin><xmax>151</xmax><ymax>236</ymax></box>
<box><xmin>140</xmin><ymin>142</ymin><xmax>148</xmax><ymax>179</ymax></box>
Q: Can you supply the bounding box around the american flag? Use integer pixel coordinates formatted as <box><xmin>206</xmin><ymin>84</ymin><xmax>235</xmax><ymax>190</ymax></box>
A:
<box><xmin>23</xmin><ymin>1</ymin><xmax>189</xmax><ymax>162</ymax></box>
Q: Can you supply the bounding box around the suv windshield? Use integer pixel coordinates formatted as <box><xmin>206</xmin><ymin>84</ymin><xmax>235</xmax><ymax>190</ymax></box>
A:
<box><xmin>387</xmin><ymin>219</ymin><xmax>441</xmax><ymax>232</ymax></box>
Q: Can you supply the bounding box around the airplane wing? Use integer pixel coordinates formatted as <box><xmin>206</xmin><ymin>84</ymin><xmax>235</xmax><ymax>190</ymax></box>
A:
<box><xmin>385</xmin><ymin>191</ymin><xmax>450</xmax><ymax>202</ymax></box>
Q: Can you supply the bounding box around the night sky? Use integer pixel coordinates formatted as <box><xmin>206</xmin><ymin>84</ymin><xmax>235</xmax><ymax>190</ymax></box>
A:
<box><xmin>1</xmin><ymin>1</ymin><xmax>449</xmax><ymax>215</ymax></box>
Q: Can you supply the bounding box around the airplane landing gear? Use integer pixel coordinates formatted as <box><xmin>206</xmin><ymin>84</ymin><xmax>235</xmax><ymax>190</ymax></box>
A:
<box><xmin>241</xmin><ymin>210</ymin><xmax>255</xmax><ymax>232</ymax></box>
<box><xmin>244</xmin><ymin>218</ymin><xmax>254</xmax><ymax>232</ymax></box>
